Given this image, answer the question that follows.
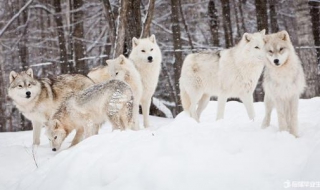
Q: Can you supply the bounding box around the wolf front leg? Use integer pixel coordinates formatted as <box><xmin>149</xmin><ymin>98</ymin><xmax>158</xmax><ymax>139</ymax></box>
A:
<box><xmin>275</xmin><ymin>100</ymin><xmax>289</xmax><ymax>132</ymax></box>
<box><xmin>141</xmin><ymin>96</ymin><xmax>152</xmax><ymax>128</ymax></box>
<box><xmin>70</xmin><ymin>127</ymin><xmax>84</xmax><ymax>147</ymax></box>
<box><xmin>287</xmin><ymin>96</ymin><xmax>299</xmax><ymax>137</ymax></box>
<box><xmin>32</xmin><ymin>121</ymin><xmax>42</xmax><ymax>145</ymax></box>
<box><xmin>241</xmin><ymin>94</ymin><xmax>255</xmax><ymax>120</ymax></box>
<box><xmin>261</xmin><ymin>94</ymin><xmax>274</xmax><ymax>128</ymax></box>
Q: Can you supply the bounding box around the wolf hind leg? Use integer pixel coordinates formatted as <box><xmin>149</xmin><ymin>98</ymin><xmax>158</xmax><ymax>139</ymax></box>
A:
<box><xmin>196</xmin><ymin>94</ymin><xmax>210</xmax><ymax>121</ymax></box>
<box><xmin>188</xmin><ymin>91</ymin><xmax>203</xmax><ymax>122</ymax></box>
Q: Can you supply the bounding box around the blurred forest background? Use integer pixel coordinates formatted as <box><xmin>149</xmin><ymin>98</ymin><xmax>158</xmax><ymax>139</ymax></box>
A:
<box><xmin>0</xmin><ymin>0</ymin><xmax>319</xmax><ymax>131</ymax></box>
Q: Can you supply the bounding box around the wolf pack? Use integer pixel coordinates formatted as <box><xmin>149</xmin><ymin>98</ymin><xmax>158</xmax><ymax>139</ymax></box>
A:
<box><xmin>8</xmin><ymin>30</ymin><xmax>306</xmax><ymax>151</ymax></box>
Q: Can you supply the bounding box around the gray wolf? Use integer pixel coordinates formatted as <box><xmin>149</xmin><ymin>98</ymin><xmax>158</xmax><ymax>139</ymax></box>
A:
<box><xmin>261</xmin><ymin>30</ymin><xmax>306</xmax><ymax>137</ymax></box>
<box><xmin>179</xmin><ymin>30</ymin><xmax>266</xmax><ymax>122</ymax></box>
<box><xmin>8</xmin><ymin>68</ymin><xmax>94</xmax><ymax>145</ymax></box>
<box><xmin>45</xmin><ymin>79</ymin><xmax>134</xmax><ymax>151</ymax></box>
<box><xmin>87</xmin><ymin>55</ymin><xmax>142</xmax><ymax>130</ymax></box>
<box><xmin>129</xmin><ymin>34</ymin><xmax>162</xmax><ymax>127</ymax></box>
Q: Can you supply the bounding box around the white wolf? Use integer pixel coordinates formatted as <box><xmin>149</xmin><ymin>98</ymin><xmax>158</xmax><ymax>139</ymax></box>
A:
<box><xmin>261</xmin><ymin>31</ymin><xmax>306</xmax><ymax>137</ymax></box>
<box><xmin>129</xmin><ymin>34</ymin><xmax>162</xmax><ymax>127</ymax></box>
<box><xmin>88</xmin><ymin>55</ymin><xmax>142</xmax><ymax>130</ymax></box>
<box><xmin>45</xmin><ymin>79</ymin><xmax>134</xmax><ymax>151</ymax></box>
<box><xmin>8</xmin><ymin>68</ymin><xmax>94</xmax><ymax>145</ymax></box>
<box><xmin>180</xmin><ymin>30</ymin><xmax>266</xmax><ymax>122</ymax></box>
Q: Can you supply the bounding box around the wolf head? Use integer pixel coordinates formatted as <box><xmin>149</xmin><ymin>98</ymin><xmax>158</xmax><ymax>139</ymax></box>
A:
<box><xmin>264</xmin><ymin>31</ymin><xmax>292</xmax><ymax>67</ymax></box>
<box><xmin>130</xmin><ymin>34</ymin><xmax>161</xmax><ymax>64</ymax></box>
<box><xmin>8</xmin><ymin>68</ymin><xmax>41</xmax><ymax>105</ymax></box>
<box><xmin>238</xmin><ymin>29</ymin><xmax>266</xmax><ymax>62</ymax></box>
<box><xmin>106</xmin><ymin>55</ymin><xmax>135</xmax><ymax>80</ymax></box>
<box><xmin>45</xmin><ymin>119</ymin><xmax>68</xmax><ymax>151</ymax></box>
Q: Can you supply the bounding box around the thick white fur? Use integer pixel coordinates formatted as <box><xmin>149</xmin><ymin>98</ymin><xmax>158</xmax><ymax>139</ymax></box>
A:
<box><xmin>129</xmin><ymin>35</ymin><xmax>162</xmax><ymax>127</ymax></box>
<box><xmin>180</xmin><ymin>30</ymin><xmax>266</xmax><ymax>122</ymax></box>
<box><xmin>261</xmin><ymin>31</ymin><xmax>306</xmax><ymax>137</ymax></box>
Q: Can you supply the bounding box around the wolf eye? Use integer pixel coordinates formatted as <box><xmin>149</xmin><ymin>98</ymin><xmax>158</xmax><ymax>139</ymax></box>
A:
<box><xmin>18</xmin><ymin>85</ymin><xmax>22</xmax><ymax>88</ymax></box>
<box><xmin>279</xmin><ymin>47</ymin><xmax>284</xmax><ymax>51</ymax></box>
<box><xmin>141</xmin><ymin>50</ymin><xmax>145</xmax><ymax>52</ymax></box>
<box><xmin>150</xmin><ymin>48</ymin><xmax>153</xmax><ymax>51</ymax></box>
<box><xmin>116</xmin><ymin>72</ymin><xmax>119</xmax><ymax>75</ymax></box>
<box><xmin>255</xmin><ymin>46</ymin><xmax>260</xmax><ymax>49</ymax></box>
<box><xmin>269</xmin><ymin>50</ymin><xmax>273</xmax><ymax>53</ymax></box>
<box><xmin>54</xmin><ymin>136</ymin><xmax>57</xmax><ymax>140</ymax></box>
<box><xmin>28</xmin><ymin>84</ymin><xmax>31</xmax><ymax>87</ymax></box>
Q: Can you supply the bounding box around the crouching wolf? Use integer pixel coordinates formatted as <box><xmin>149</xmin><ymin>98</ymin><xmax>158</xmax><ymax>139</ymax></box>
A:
<box><xmin>45</xmin><ymin>79</ymin><xmax>134</xmax><ymax>151</ymax></box>
<box><xmin>88</xmin><ymin>55</ymin><xmax>143</xmax><ymax>130</ymax></box>
<box><xmin>261</xmin><ymin>31</ymin><xmax>306</xmax><ymax>137</ymax></box>
<box><xmin>8</xmin><ymin>68</ymin><xmax>94</xmax><ymax>145</ymax></box>
<box><xmin>180</xmin><ymin>30</ymin><xmax>266</xmax><ymax>122</ymax></box>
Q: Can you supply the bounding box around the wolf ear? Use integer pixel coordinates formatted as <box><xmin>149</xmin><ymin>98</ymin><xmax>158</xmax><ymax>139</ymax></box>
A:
<box><xmin>9</xmin><ymin>71</ymin><xmax>18</xmax><ymax>83</ymax></box>
<box><xmin>149</xmin><ymin>34</ymin><xmax>156</xmax><ymax>43</ymax></box>
<box><xmin>119</xmin><ymin>55</ymin><xmax>126</xmax><ymax>65</ymax></box>
<box><xmin>132</xmin><ymin>37</ymin><xmax>139</xmax><ymax>48</ymax></box>
<box><xmin>54</xmin><ymin>119</ymin><xmax>62</xmax><ymax>129</ymax></box>
<box><xmin>278</xmin><ymin>30</ymin><xmax>290</xmax><ymax>42</ymax></box>
<box><xmin>260</xmin><ymin>29</ymin><xmax>266</xmax><ymax>35</ymax></box>
<box><xmin>243</xmin><ymin>33</ymin><xmax>251</xmax><ymax>42</ymax></box>
<box><xmin>26</xmin><ymin>68</ymin><xmax>33</xmax><ymax>78</ymax></box>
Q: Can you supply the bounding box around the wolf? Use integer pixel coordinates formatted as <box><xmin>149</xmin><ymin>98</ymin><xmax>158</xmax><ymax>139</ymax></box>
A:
<box><xmin>88</xmin><ymin>55</ymin><xmax>142</xmax><ymax>130</ymax></box>
<box><xmin>180</xmin><ymin>30</ymin><xmax>266</xmax><ymax>122</ymax></box>
<box><xmin>8</xmin><ymin>68</ymin><xmax>94</xmax><ymax>145</ymax></box>
<box><xmin>261</xmin><ymin>31</ymin><xmax>306</xmax><ymax>137</ymax></box>
<box><xmin>129</xmin><ymin>34</ymin><xmax>162</xmax><ymax>128</ymax></box>
<box><xmin>45</xmin><ymin>79</ymin><xmax>134</xmax><ymax>151</ymax></box>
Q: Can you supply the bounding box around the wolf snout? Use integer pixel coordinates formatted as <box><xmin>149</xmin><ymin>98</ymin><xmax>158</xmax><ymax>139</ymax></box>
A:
<box><xmin>273</xmin><ymin>59</ymin><xmax>280</xmax><ymax>66</ymax></box>
<box><xmin>52</xmin><ymin>148</ymin><xmax>56</xmax><ymax>151</ymax></box>
<box><xmin>147</xmin><ymin>56</ymin><xmax>153</xmax><ymax>62</ymax></box>
<box><xmin>26</xmin><ymin>91</ymin><xmax>31</xmax><ymax>98</ymax></box>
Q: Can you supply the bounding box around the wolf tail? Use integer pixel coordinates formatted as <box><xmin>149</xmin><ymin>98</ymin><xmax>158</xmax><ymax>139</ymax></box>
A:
<box><xmin>180</xmin><ymin>85</ymin><xmax>191</xmax><ymax>114</ymax></box>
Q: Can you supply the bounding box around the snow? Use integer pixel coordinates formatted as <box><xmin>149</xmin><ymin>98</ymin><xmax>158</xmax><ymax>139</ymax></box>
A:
<box><xmin>1</xmin><ymin>98</ymin><xmax>320</xmax><ymax>190</ymax></box>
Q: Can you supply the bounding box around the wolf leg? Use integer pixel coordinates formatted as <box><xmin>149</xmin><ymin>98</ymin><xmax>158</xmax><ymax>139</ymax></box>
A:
<box><xmin>216</xmin><ymin>95</ymin><xmax>228</xmax><ymax>120</ymax></box>
<box><xmin>261</xmin><ymin>94</ymin><xmax>273</xmax><ymax>128</ymax></box>
<box><xmin>141</xmin><ymin>96</ymin><xmax>152</xmax><ymax>128</ymax></box>
<box><xmin>70</xmin><ymin>127</ymin><xmax>84</xmax><ymax>147</ymax></box>
<box><xmin>241</xmin><ymin>94</ymin><xmax>255</xmax><ymax>120</ymax></box>
<box><xmin>189</xmin><ymin>92</ymin><xmax>203</xmax><ymax>122</ymax></box>
<box><xmin>32</xmin><ymin>121</ymin><xmax>42</xmax><ymax>145</ymax></box>
<box><xmin>288</xmin><ymin>96</ymin><xmax>299</xmax><ymax>137</ymax></box>
<box><xmin>196</xmin><ymin>94</ymin><xmax>210</xmax><ymax>121</ymax></box>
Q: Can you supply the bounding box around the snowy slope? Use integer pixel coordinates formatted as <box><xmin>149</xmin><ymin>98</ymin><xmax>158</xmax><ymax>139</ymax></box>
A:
<box><xmin>1</xmin><ymin>98</ymin><xmax>320</xmax><ymax>190</ymax></box>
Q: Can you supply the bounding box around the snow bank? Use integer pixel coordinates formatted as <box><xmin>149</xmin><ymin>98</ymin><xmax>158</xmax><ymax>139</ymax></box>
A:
<box><xmin>2</xmin><ymin>98</ymin><xmax>320</xmax><ymax>190</ymax></box>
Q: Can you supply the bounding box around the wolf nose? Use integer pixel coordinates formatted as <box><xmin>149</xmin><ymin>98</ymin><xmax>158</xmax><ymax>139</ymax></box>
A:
<box><xmin>148</xmin><ymin>56</ymin><xmax>153</xmax><ymax>62</ymax></box>
<box><xmin>52</xmin><ymin>148</ymin><xmax>56</xmax><ymax>151</ymax></box>
<box><xmin>274</xmin><ymin>59</ymin><xmax>279</xmax><ymax>65</ymax></box>
<box><xmin>26</xmin><ymin>91</ymin><xmax>31</xmax><ymax>96</ymax></box>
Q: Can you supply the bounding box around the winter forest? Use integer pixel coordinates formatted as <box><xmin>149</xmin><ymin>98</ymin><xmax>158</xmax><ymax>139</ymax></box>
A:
<box><xmin>0</xmin><ymin>0</ymin><xmax>319</xmax><ymax>132</ymax></box>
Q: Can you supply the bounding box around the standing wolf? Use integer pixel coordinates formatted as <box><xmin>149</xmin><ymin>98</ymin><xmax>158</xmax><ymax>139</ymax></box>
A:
<box><xmin>180</xmin><ymin>30</ymin><xmax>266</xmax><ymax>122</ymax></box>
<box><xmin>88</xmin><ymin>55</ymin><xmax>142</xmax><ymax>130</ymax></box>
<box><xmin>8</xmin><ymin>68</ymin><xmax>94</xmax><ymax>145</ymax></box>
<box><xmin>261</xmin><ymin>31</ymin><xmax>306</xmax><ymax>137</ymax></box>
<box><xmin>45</xmin><ymin>79</ymin><xmax>134</xmax><ymax>151</ymax></box>
<box><xmin>129</xmin><ymin>35</ymin><xmax>162</xmax><ymax>128</ymax></box>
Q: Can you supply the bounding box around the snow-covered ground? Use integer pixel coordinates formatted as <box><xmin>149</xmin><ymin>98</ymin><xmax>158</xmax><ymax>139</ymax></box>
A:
<box><xmin>1</xmin><ymin>98</ymin><xmax>320</xmax><ymax>190</ymax></box>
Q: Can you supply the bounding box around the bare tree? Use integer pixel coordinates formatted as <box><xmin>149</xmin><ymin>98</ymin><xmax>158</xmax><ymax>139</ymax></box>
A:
<box><xmin>309</xmin><ymin>0</ymin><xmax>320</xmax><ymax>59</ymax></box>
<box><xmin>220</xmin><ymin>0</ymin><xmax>233</xmax><ymax>48</ymax></box>
<box><xmin>141</xmin><ymin>0</ymin><xmax>155</xmax><ymax>38</ymax></box>
<box><xmin>294</xmin><ymin>0</ymin><xmax>319</xmax><ymax>98</ymax></box>
<box><xmin>102</xmin><ymin>0</ymin><xmax>116</xmax><ymax>58</ymax></box>
<box><xmin>269</xmin><ymin>0</ymin><xmax>279</xmax><ymax>33</ymax></box>
<box><xmin>208</xmin><ymin>0</ymin><xmax>219</xmax><ymax>46</ymax></box>
<box><xmin>113</xmin><ymin>0</ymin><xmax>129</xmax><ymax>58</ymax></box>
<box><xmin>255</xmin><ymin>0</ymin><xmax>268</xmax><ymax>33</ymax></box>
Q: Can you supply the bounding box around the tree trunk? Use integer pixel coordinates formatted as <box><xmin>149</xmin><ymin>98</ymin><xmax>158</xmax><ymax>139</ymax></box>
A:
<box><xmin>255</xmin><ymin>0</ymin><xmax>268</xmax><ymax>33</ymax></box>
<box><xmin>0</xmin><ymin>46</ymin><xmax>6</xmax><ymax>132</ymax></box>
<box><xmin>102</xmin><ymin>0</ymin><xmax>116</xmax><ymax>58</ymax></box>
<box><xmin>17</xmin><ymin>0</ymin><xmax>29</xmax><ymax>70</ymax></box>
<box><xmin>170</xmin><ymin>0</ymin><xmax>183</xmax><ymax>115</ymax></box>
<box><xmin>125</xmin><ymin>0</ymin><xmax>141</xmax><ymax>56</ymax></box>
<box><xmin>269</xmin><ymin>0</ymin><xmax>279</xmax><ymax>33</ymax></box>
<box><xmin>53</xmin><ymin>0</ymin><xmax>69</xmax><ymax>73</ymax></box>
<box><xmin>113</xmin><ymin>0</ymin><xmax>129</xmax><ymax>58</ymax></box>
<box><xmin>141</xmin><ymin>0</ymin><xmax>155</xmax><ymax>38</ymax></box>
<box><xmin>73</xmin><ymin>0</ymin><xmax>87</xmax><ymax>74</ymax></box>
<box><xmin>220</xmin><ymin>0</ymin><xmax>233</xmax><ymax>48</ymax></box>
<box><xmin>208</xmin><ymin>0</ymin><xmax>219</xmax><ymax>46</ymax></box>
<box><xmin>294</xmin><ymin>0</ymin><xmax>319</xmax><ymax>98</ymax></box>
<box><xmin>309</xmin><ymin>0</ymin><xmax>320</xmax><ymax>59</ymax></box>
